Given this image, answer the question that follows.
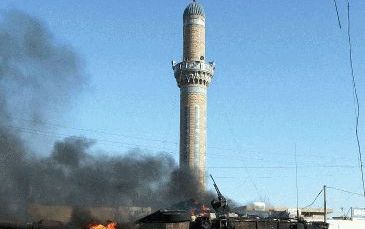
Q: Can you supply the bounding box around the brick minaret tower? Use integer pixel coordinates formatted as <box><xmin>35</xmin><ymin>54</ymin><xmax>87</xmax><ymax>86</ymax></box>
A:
<box><xmin>172</xmin><ymin>1</ymin><xmax>215</xmax><ymax>190</ymax></box>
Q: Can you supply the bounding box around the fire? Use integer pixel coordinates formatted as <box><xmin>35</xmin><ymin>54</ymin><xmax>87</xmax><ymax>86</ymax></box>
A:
<box><xmin>88</xmin><ymin>222</ymin><xmax>117</xmax><ymax>229</ymax></box>
<box><xmin>191</xmin><ymin>204</ymin><xmax>210</xmax><ymax>217</ymax></box>
<box><xmin>200</xmin><ymin>204</ymin><xmax>210</xmax><ymax>217</ymax></box>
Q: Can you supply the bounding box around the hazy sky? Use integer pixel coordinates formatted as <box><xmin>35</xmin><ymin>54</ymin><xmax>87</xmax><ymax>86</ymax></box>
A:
<box><xmin>1</xmin><ymin>0</ymin><xmax>364</xmax><ymax>215</ymax></box>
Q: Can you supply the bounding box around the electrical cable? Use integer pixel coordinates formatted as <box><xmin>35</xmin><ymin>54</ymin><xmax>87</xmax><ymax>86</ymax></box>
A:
<box><xmin>327</xmin><ymin>186</ymin><xmax>364</xmax><ymax>197</ymax></box>
<box><xmin>10</xmin><ymin>116</ymin><xmax>178</xmax><ymax>145</ymax></box>
<box><xmin>205</xmin><ymin>174</ymin><xmax>353</xmax><ymax>180</ymax></box>
<box><xmin>208</xmin><ymin>165</ymin><xmax>356</xmax><ymax>169</ymax></box>
<box><xmin>223</xmin><ymin>112</ymin><xmax>264</xmax><ymax>199</ymax></box>
<box><xmin>346</xmin><ymin>0</ymin><xmax>365</xmax><ymax>197</ymax></box>
<box><xmin>3</xmin><ymin>121</ymin><xmax>276</xmax><ymax>161</ymax></box>
<box><xmin>333</xmin><ymin>0</ymin><xmax>342</xmax><ymax>29</ymax></box>
<box><xmin>10</xmin><ymin>116</ymin><xmax>250</xmax><ymax>152</ymax></box>
<box><xmin>302</xmin><ymin>189</ymin><xmax>323</xmax><ymax>209</ymax></box>
<box><xmin>8</xmin><ymin>120</ymin><xmax>353</xmax><ymax>166</ymax></box>
<box><xmin>9</xmin><ymin>117</ymin><xmax>358</xmax><ymax>162</ymax></box>
<box><xmin>2</xmin><ymin>124</ymin><xmax>177</xmax><ymax>153</ymax></box>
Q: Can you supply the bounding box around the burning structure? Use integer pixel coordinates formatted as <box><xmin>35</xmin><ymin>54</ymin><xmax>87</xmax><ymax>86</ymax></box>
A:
<box><xmin>172</xmin><ymin>0</ymin><xmax>215</xmax><ymax>190</ymax></box>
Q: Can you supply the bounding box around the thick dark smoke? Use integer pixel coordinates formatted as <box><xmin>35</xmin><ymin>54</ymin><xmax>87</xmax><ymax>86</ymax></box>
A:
<box><xmin>28</xmin><ymin>138</ymin><xmax>208</xmax><ymax>209</ymax></box>
<box><xmin>0</xmin><ymin>10</ymin><xmax>84</xmax><ymax>123</ymax></box>
<box><xmin>0</xmin><ymin>11</ymin><xmax>213</xmax><ymax>223</ymax></box>
<box><xmin>0</xmin><ymin>10</ymin><xmax>83</xmax><ymax>221</ymax></box>
<box><xmin>1</xmin><ymin>135</ymin><xmax>211</xmax><ymax>222</ymax></box>
<box><xmin>0</xmin><ymin>10</ymin><xmax>84</xmax><ymax>221</ymax></box>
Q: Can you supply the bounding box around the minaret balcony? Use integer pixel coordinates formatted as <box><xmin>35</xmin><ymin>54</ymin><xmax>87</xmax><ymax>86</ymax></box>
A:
<box><xmin>172</xmin><ymin>61</ymin><xmax>215</xmax><ymax>88</ymax></box>
<box><xmin>172</xmin><ymin>61</ymin><xmax>215</xmax><ymax>76</ymax></box>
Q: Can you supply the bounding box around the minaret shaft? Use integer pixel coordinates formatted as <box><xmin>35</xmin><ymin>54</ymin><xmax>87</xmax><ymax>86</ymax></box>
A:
<box><xmin>183</xmin><ymin>15</ymin><xmax>205</xmax><ymax>61</ymax></box>
<box><xmin>180</xmin><ymin>86</ymin><xmax>207</xmax><ymax>188</ymax></box>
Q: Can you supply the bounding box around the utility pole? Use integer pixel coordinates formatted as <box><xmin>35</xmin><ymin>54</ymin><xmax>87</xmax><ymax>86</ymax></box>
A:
<box><xmin>294</xmin><ymin>144</ymin><xmax>299</xmax><ymax>220</ymax></box>
<box><xmin>323</xmin><ymin>185</ymin><xmax>327</xmax><ymax>223</ymax></box>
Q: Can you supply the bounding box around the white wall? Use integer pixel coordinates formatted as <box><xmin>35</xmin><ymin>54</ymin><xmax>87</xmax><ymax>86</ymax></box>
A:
<box><xmin>328</xmin><ymin>219</ymin><xmax>365</xmax><ymax>229</ymax></box>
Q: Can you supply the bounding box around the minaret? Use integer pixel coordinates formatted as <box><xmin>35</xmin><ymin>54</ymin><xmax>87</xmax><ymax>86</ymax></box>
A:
<box><xmin>172</xmin><ymin>1</ymin><xmax>215</xmax><ymax>190</ymax></box>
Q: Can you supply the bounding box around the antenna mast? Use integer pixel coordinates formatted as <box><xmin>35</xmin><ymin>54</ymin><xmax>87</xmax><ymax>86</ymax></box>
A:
<box><xmin>295</xmin><ymin>144</ymin><xmax>300</xmax><ymax>220</ymax></box>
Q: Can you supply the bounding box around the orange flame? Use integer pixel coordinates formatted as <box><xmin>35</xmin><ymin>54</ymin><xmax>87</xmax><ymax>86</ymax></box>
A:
<box><xmin>199</xmin><ymin>204</ymin><xmax>210</xmax><ymax>217</ymax></box>
<box><xmin>88</xmin><ymin>222</ymin><xmax>117</xmax><ymax>229</ymax></box>
<box><xmin>190</xmin><ymin>204</ymin><xmax>211</xmax><ymax>217</ymax></box>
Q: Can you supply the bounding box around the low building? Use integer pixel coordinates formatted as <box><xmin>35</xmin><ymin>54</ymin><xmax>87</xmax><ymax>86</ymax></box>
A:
<box><xmin>235</xmin><ymin>203</ymin><xmax>333</xmax><ymax>221</ymax></box>
<box><xmin>269</xmin><ymin>207</ymin><xmax>333</xmax><ymax>221</ymax></box>
<box><xmin>327</xmin><ymin>208</ymin><xmax>365</xmax><ymax>228</ymax></box>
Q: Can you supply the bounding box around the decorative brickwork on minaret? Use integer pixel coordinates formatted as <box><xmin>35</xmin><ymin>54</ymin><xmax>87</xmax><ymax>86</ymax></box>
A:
<box><xmin>172</xmin><ymin>1</ymin><xmax>215</xmax><ymax>190</ymax></box>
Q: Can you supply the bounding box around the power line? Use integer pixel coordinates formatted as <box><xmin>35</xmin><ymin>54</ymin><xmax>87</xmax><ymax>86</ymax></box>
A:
<box><xmin>10</xmin><ymin>116</ymin><xmax>248</xmax><ymax>152</ymax></box>
<box><xmin>10</xmin><ymin>117</ymin><xmax>359</xmax><ymax>163</ymax></box>
<box><xmin>208</xmin><ymin>165</ymin><xmax>356</xmax><ymax>169</ymax></box>
<box><xmin>301</xmin><ymin>186</ymin><xmax>363</xmax><ymax>213</ymax></box>
<box><xmin>302</xmin><ymin>188</ymin><xmax>323</xmax><ymax>209</ymax></box>
<box><xmin>332</xmin><ymin>0</ymin><xmax>342</xmax><ymax>29</ymax></box>
<box><xmin>205</xmin><ymin>173</ymin><xmax>351</xmax><ymax>180</ymax></box>
<box><xmin>346</xmin><ymin>0</ymin><xmax>365</xmax><ymax>197</ymax></box>
<box><xmin>8</xmin><ymin>121</ymin><xmax>353</xmax><ymax>166</ymax></box>
<box><xmin>327</xmin><ymin>186</ymin><xmax>364</xmax><ymax>197</ymax></box>
<box><xmin>3</xmin><ymin>124</ymin><xmax>177</xmax><ymax>153</ymax></box>
<box><xmin>10</xmin><ymin>116</ymin><xmax>178</xmax><ymax>145</ymax></box>
<box><xmin>4</xmin><ymin>122</ymin><xmax>274</xmax><ymax>160</ymax></box>
<box><xmin>223</xmin><ymin>112</ymin><xmax>264</xmax><ymax>200</ymax></box>
<box><xmin>7</xmin><ymin>123</ymin><xmax>283</xmax><ymax>161</ymax></box>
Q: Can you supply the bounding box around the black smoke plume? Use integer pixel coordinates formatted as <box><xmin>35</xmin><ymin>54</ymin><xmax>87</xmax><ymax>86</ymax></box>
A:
<box><xmin>0</xmin><ymin>11</ymin><xmax>213</xmax><ymax>223</ymax></box>
<box><xmin>0</xmin><ymin>10</ymin><xmax>84</xmax><ymax>124</ymax></box>
<box><xmin>0</xmin><ymin>10</ymin><xmax>84</xmax><ymax>221</ymax></box>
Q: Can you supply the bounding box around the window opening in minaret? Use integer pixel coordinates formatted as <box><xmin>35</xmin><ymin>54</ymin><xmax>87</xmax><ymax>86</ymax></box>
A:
<box><xmin>194</xmin><ymin>105</ymin><xmax>200</xmax><ymax>170</ymax></box>
<box><xmin>184</xmin><ymin>106</ymin><xmax>190</xmax><ymax>162</ymax></box>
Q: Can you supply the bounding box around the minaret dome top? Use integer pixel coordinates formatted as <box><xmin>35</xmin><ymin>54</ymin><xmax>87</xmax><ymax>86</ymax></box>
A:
<box><xmin>183</xmin><ymin>1</ymin><xmax>205</xmax><ymax>18</ymax></box>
